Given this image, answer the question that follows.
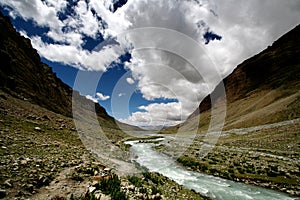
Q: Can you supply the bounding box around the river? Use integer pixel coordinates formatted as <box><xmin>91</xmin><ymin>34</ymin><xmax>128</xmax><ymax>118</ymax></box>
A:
<box><xmin>125</xmin><ymin>139</ymin><xmax>299</xmax><ymax>200</ymax></box>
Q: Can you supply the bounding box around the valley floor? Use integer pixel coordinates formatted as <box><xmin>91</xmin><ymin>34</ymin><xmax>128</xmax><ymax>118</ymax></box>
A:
<box><xmin>0</xmin><ymin>91</ymin><xmax>207</xmax><ymax>200</ymax></box>
<box><xmin>1</xmin><ymin>90</ymin><xmax>299</xmax><ymax>199</ymax></box>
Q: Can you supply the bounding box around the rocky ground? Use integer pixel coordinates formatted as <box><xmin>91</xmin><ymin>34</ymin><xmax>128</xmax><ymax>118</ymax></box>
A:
<box><xmin>0</xmin><ymin>91</ymin><xmax>207</xmax><ymax>200</ymax></box>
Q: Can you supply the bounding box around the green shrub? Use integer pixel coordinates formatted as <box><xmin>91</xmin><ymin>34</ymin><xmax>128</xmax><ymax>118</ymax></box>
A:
<box><xmin>127</xmin><ymin>175</ymin><xmax>143</xmax><ymax>187</ymax></box>
<box><xmin>99</xmin><ymin>174</ymin><xmax>127</xmax><ymax>200</ymax></box>
<box><xmin>151</xmin><ymin>186</ymin><xmax>161</xmax><ymax>195</ymax></box>
<box><xmin>142</xmin><ymin>172</ymin><xmax>163</xmax><ymax>185</ymax></box>
<box><xmin>139</xmin><ymin>187</ymin><xmax>147</xmax><ymax>194</ymax></box>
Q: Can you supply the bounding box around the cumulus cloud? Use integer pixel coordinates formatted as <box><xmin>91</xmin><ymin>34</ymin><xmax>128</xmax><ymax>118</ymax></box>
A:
<box><xmin>0</xmin><ymin>0</ymin><xmax>64</xmax><ymax>30</ymax></box>
<box><xmin>96</xmin><ymin>92</ymin><xmax>110</xmax><ymax>101</ymax></box>
<box><xmin>2</xmin><ymin>0</ymin><xmax>300</xmax><ymax>126</ymax></box>
<box><xmin>85</xmin><ymin>95</ymin><xmax>98</xmax><ymax>103</ymax></box>
<box><xmin>119</xmin><ymin>102</ymin><xmax>184</xmax><ymax>127</ymax></box>
<box><xmin>30</xmin><ymin>36</ymin><xmax>123</xmax><ymax>71</ymax></box>
<box><xmin>85</xmin><ymin>92</ymin><xmax>110</xmax><ymax>103</ymax></box>
<box><xmin>126</xmin><ymin>77</ymin><xmax>135</xmax><ymax>84</ymax></box>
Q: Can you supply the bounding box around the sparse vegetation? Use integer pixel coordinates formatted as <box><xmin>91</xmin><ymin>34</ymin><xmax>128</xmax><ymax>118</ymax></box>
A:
<box><xmin>170</xmin><ymin>120</ymin><xmax>300</xmax><ymax>196</ymax></box>
<box><xmin>99</xmin><ymin>174</ymin><xmax>127</xmax><ymax>200</ymax></box>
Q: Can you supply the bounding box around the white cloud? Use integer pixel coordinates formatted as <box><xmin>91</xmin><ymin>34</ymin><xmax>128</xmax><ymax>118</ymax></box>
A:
<box><xmin>85</xmin><ymin>92</ymin><xmax>110</xmax><ymax>103</ymax></box>
<box><xmin>120</xmin><ymin>102</ymin><xmax>185</xmax><ymax>127</ymax></box>
<box><xmin>118</xmin><ymin>93</ymin><xmax>126</xmax><ymax>97</ymax></box>
<box><xmin>96</xmin><ymin>92</ymin><xmax>110</xmax><ymax>101</ymax></box>
<box><xmin>85</xmin><ymin>95</ymin><xmax>98</xmax><ymax>103</ymax></box>
<box><xmin>0</xmin><ymin>0</ymin><xmax>64</xmax><ymax>32</ymax></box>
<box><xmin>2</xmin><ymin>0</ymin><xmax>300</xmax><ymax>126</ymax></box>
<box><xmin>126</xmin><ymin>77</ymin><xmax>135</xmax><ymax>84</ymax></box>
<box><xmin>30</xmin><ymin>36</ymin><xmax>123</xmax><ymax>71</ymax></box>
<box><xmin>116</xmin><ymin>0</ymin><xmax>300</xmax><ymax>126</ymax></box>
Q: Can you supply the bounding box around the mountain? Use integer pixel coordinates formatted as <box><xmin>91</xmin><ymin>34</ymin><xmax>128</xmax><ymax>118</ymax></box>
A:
<box><xmin>163</xmin><ymin>24</ymin><xmax>300</xmax><ymax>133</ymax></box>
<box><xmin>0</xmin><ymin>12</ymin><xmax>141</xmax><ymax>136</ymax></box>
<box><xmin>0</xmin><ymin>12</ymin><xmax>106</xmax><ymax>118</ymax></box>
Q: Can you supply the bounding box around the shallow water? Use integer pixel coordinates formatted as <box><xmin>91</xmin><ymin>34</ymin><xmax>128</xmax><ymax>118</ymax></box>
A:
<box><xmin>125</xmin><ymin>140</ymin><xmax>299</xmax><ymax>200</ymax></box>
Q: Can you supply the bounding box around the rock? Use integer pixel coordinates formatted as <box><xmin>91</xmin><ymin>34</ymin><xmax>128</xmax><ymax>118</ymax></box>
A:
<box><xmin>100</xmin><ymin>194</ymin><xmax>110</xmax><ymax>200</ymax></box>
<box><xmin>42</xmin><ymin>115</ymin><xmax>51</xmax><ymax>120</ymax></box>
<box><xmin>4</xmin><ymin>180</ymin><xmax>12</xmax><ymax>188</ymax></box>
<box><xmin>91</xmin><ymin>181</ymin><xmax>99</xmax><ymax>187</ymax></box>
<box><xmin>26</xmin><ymin>184</ymin><xmax>34</xmax><ymax>193</ymax></box>
<box><xmin>0</xmin><ymin>189</ymin><xmax>6</xmax><ymax>198</ymax></box>
<box><xmin>94</xmin><ymin>191</ymin><xmax>102</xmax><ymax>200</ymax></box>
<box><xmin>136</xmin><ymin>193</ymin><xmax>144</xmax><ymax>199</ymax></box>
<box><xmin>20</xmin><ymin>160</ymin><xmax>27</xmax><ymax>165</ymax></box>
<box><xmin>155</xmin><ymin>193</ymin><xmax>161</xmax><ymax>200</ymax></box>
<box><xmin>89</xmin><ymin>186</ymin><xmax>96</xmax><ymax>193</ymax></box>
<box><xmin>34</xmin><ymin>127</ymin><xmax>41</xmax><ymax>132</ymax></box>
<box><xmin>104</xmin><ymin>168</ymin><xmax>111</xmax><ymax>172</ymax></box>
<box><xmin>128</xmin><ymin>185</ymin><xmax>135</xmax><ymax>192</ymax></box>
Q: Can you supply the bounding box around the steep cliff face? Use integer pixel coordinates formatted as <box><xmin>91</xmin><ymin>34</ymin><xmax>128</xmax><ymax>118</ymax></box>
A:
<box><xmin>0</xmin><ymin>12</ymin><xmax>111</xmax><ymax>120</ymax></box>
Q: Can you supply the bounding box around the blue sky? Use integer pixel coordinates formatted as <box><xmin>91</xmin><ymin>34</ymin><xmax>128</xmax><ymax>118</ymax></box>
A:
<box><xmin>1</xmin><ymin>0</ymin><xmax>299</xmax><ymax>127</ymax></box>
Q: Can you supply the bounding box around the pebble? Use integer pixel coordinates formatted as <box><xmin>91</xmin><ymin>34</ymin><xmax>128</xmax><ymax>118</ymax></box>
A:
<box><xmin>20</xmin><ymin>160</ymin><xmax>27</xmax><ymax>165</ymax></box>
<box><xmin>91</xmin><ymin>181</ymin><xmax>99</xmax><ymax>187</ymax></box>
<box><xmin>89</xmin><ymin>186</ymin><xmax>96</xmax><ymax>193</ymax></box>
<box><xmin>94</xmin><ymin>191</ymin><xmax>101</xmax><ymax>200</ymax></box>
<box><xmin>128</xmin><ymin>185</ymin><xmax>135</xmax><ymax>192</ymax></box>
<box><xmin>34</xmin><ymin>127</ymin><xmax>42</xmax><ymax>132</ymax></box>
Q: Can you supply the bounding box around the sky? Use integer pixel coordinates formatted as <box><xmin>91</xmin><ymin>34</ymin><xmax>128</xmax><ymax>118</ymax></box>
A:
<box><xmin>1</xmin><ymin>0</ymin><xmax>300</xmax><ymax>128</ymax></box>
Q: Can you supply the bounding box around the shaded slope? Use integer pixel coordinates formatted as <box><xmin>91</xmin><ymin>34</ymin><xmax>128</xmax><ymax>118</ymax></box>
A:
<box><xmin>0</xmin><ymin>12</ymin><xmax>142</xmax><ymax>134</ymax></box>
<box><xmin>0</xmin><ymin>12</ymin><xmax>107</xmax><ymax>119</ymax></box>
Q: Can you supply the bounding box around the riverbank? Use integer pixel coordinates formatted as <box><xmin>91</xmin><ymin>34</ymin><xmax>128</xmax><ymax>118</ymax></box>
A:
<box><xmin>126</xmin><ymin>139</ymin><xmax>297</xmax><ymax>200</ymax></box>
<box><xmin>157</xmin><ymin>120</ymin><xmax>300</xmax><ymax>197</ymax></box>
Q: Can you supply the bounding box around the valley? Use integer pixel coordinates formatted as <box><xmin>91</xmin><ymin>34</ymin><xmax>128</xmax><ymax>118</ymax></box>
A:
<box><xmin>0</xmin><ymin>3</ymin><xmax>299</xmax><ymax>200</ymax></box>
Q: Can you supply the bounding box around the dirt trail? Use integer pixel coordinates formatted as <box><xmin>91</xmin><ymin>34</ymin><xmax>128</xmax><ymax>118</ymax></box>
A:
<box><xmin>31</xmin><ymin>166</ymin><xmax>90</xmax><ymax>200</ymax></box>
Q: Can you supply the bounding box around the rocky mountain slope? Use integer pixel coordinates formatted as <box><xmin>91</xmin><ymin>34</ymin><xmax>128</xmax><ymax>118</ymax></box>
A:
<box><xmin>198</xmin><ymin>24</ymin><xmax>300</xmax><ymax>113</ymax></box>
<box><xmin>164</xmin><ymin>24</ymin><xmax>300</xmax><ymax>133</ymax></box>
<box><xmin>0</xmin><ymin>12</ymin><xmax>109</xmax><ymax>119</ymax></box>
<box><xmin>0</xmin><ymin>12</ymin><xmax>141</xmax><ymax>138</ymax></box>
